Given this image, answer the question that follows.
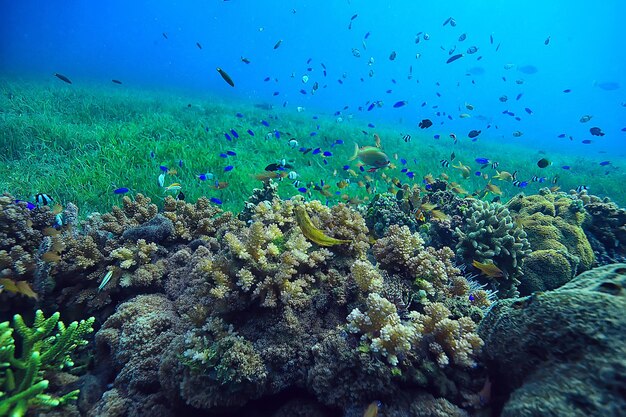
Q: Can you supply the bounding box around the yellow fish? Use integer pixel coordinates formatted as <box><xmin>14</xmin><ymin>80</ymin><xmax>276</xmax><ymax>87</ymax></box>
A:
<box><xmin>363</xmin><ymin>401</ymin><xmax>381</xmax><ymax>417</ymax></box>
<box><xmin>294</xmin><ymin>206</ymin><xmax>351</xmax><ymax>247</ymax></box>
<box><xmin>472</xmin><ymin>260</ymin><xmax>504</xmax><ymax>278</ymax></box>
<box><xmin>493</xmin><ymin>170</ymin><xmax>514</xmax><ymax>181</ymax></box>
<box><xmin>453</xmin><ymin>161</ymin><xmax>471</xmax><ymax>179</ymax></box>
<box><xmin>350</xmin><ymin>144</ymin><xmax>390</xmax><ymax>169</ymax></box>
<box><xmin>164</xmin><ymin>183</ymin><xmax>182</xmax><ymax>193</ymax></box>
<box><xmin>485</xmin><ymin>182</ymin><xmax>502</xmax><ymax>195</ymax></box>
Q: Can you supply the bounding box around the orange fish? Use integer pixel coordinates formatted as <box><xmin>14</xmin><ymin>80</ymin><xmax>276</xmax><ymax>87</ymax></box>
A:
<box><xmin>213</xmin><ymin>181</ymin><xmax>230</xmax><ymax>189</ymax></box>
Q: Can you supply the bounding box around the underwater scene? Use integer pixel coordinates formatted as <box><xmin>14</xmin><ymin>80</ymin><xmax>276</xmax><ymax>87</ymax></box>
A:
<box><xmin>1</xmin><ymin>1</ymin><xmax>625</xmax><ymax>416</ymax></box>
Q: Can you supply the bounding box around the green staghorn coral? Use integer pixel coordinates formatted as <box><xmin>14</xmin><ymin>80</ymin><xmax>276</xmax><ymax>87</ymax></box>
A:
<box><xmin>0</xmin><ymin>310</ymin><xmax>94</xmax><ymax>416</ymax></box>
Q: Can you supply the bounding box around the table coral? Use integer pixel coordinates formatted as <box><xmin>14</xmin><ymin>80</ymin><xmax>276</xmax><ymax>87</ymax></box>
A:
<box><xmin>455</xmin><ymin>199</ymin><xmax>531</xmax><ymax>298</ymax></box>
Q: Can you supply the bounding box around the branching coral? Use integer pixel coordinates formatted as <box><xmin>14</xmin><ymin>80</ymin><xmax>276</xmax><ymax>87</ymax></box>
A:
<box><xmin>347</xmin><ymin>293</ymin><xmax>423</xmax><ymax>366</ymax></box>
<box><xmin>95</xmin><ymin>194</ymin><xmax>159</xmax><ymax>236</ymax></box>
<box><xmin>346</xmin><ymin>294</ymin><xmax>483</xmax><ymax>369</ymax></box>
<box><xmin>162</xmin><ymin>196</ymin><xmax>241</xmax><ymax>242</ymax></box>
<box><xmin>0</xmin><ymin>310</ymin><xmax>94</xmax><ymax>416</ymax></box>
<box><xmin>455</xmin><ymin>199</ymin><xmax>531</xmax><ymax>298</ymax></box>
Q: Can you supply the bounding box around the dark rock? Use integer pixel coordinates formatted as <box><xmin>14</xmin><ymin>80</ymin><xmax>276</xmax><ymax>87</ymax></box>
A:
<box><xmin>478</xmin><ymin>263</ymin><xmax>626</xmax><ymax>417</ymax></box>
<box><xmin>122</xmin><ymin>214</ymin><xmax>174</xmax><ymax>243</ymax></box>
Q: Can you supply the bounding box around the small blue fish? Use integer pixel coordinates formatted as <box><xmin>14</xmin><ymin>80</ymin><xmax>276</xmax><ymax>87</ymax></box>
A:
<box><xmin>343</xmin><ymin>165</ymin><xmax>350</xmax><ymax>170</ymax></box>
<box><xmin>393</xmin><ymin>101</ymin><xmax>407</xmax><ymax>108</ymax></box>
<box><xmin>273</xmin><ymin>91</ymin><xmax>280</xmax><ymax>96</ymax></box>
<box><xmin>557</xmin><ymin>133</ymin><xmax>566</xmax><ymax>138</ymax></box>
<box><xmin>562</xmin><ymin>166</ymin><xmax>571</xmax><ymax>170</ymax></box>
<box><xmin>475</xmin><ymin>158</ymin><xmax>490</xmax><ymax>165</ymax></box>
<box><xmin>219</xmin><ymin>153</ymin><xmax>228</xmax><ymax>158</ymax></box>
<box><xmin>247</xmin><ymin>129</ymin><xmax>255</xmax><ymax>136</ymax></box>
<box><xmin>150</xmin><ymin>151</ymin><xmax>155</xmax><ymax>159</ymax></box>
<box><xmin>516</xmin><ymin>93</ymin><xmax>523</xmax><ymax>101</ymax></box>
<box><xmin>227</xmin><ymin>150</ymin><xmax>236</xmax><ymax>156</ymax></box>
<box><xmin>599</xmin><ymin>161</ymin><xmax>611</xmax><ymax>166</ymax></box>
<box><xmin>297</xmin><ymin>187</ymin><xmax>308</xmax><ymax>193</ymax></box>
<box><xmin>400</xmin><ymin>158</ymin><xmax>407</xmax><ymax>165</ymax></box>
<box><xmin>160</xmin><ymin>165</ymin><xmax>169</xmax><ymax>172</ymax></box>
<box><xmin>14</xmin><ymin>200</ymin><xmax>36</xmax><ymax>210</ymax></box>
<box><xmin>475</xmin><ymin>171</ymin><xmax>482</xmax><ymax>176</ymax></box>
<box><xmin>210</xmin><ymin>197</ymin><xmax>222</xmax><ymax>205</ymax></box>
<box><xmin>236</xmin><ymin>113</ymin><xmax>244</xmax><ymax>118</ymax></box>
<box><xmin>312</xmin><ymin>148</ymin><xmax>321</xmax><ymax>155</ymax></box>
<box><xmin>524</xmin><ymin>107</ymin><xmax>533</xmax><ymax>114</ymax></box>
<box><xmin>563</xmin><ymin>89</ymin><xmax>571</xmax><ymax>93</ymax></box>
<box><xmin>434</xmin><ymin>134</ymin><xmax>440</xmax><ymax>139</ymax></box>
<box><xmin>231</xmin><ymin>129</ymin><xmax>239</xmax><ymax>138</ymax></box>
<box><xmin>198</xmin><ymin>174</ymin><xmax>207</xmax><ymax>181</ymax></box>
<box><xmin>300</xmin><ymin>89</ymin><xmax>307</xmax><ymax>94</ymax></box>
<box><xmin>114</xmin><ymin>187</ymin><xmax>130</xmax><ymax>194</ymax></box>
<box><xmin>224</xmin><ymin>165</ymin><xmax>234</xmax><ymax>172</ymax></box>
<box><xmin>401</xmin><ymin>168</ymin><xmax>408</xmax><ymax>173</ymax></box>
<box><xmin>582</xmin><ymin>140</ymin><xmax>593</xmax><ymax>144</ymax></box>
<box><xmin>368</xmin><ymin>123</ymin><xmax>375</xmax><ymax>128</ymax></box>
<box><xmin>261</xmin><ymin>120</ymin><xmax>270</xmax><ymax>127</ymax></box>
<box><xmin>335</xmin><ymin>139</ymin><xmax>344</xmax><ymax>145</ymax></box>
<box><xmin>323</xmin><ymin>151</ymin><xmax>332</xmax><ymax>157</ymax></box>
<box><xmin>264</xmin><ymin>77</ymin><xmax>270</xmax><ymax>82</ymax></box>
<box><xmin>367</xmin><ymin>103</ymin><xmax>375</xmax><ymax>111</ymax></box>
<box><xmin>406</xmin><ymin>172</ymin><xmax>415</xmax><ymax>179</ymax></box>
<box><xmin>310</xmin><ymin>132</ymin><xmax>317</xmax><ymax>137</ymax></box>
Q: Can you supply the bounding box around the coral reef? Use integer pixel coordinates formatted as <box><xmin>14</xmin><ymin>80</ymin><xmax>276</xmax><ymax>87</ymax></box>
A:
<box><xmin>0</xmin><ymin>310</ymin><xmax>94</xmax><ymax>416</ymax></box>
<box><xmin>578</xmin><ymin>191</ymin><xmax>626</xmax><ymax>264</ymax></box>
<box><xmin>362</xmin><ymin>192</ymin><xmax>419</xmax><ymax>239</ymax></box>
<box><xmin>507</xmin><ymin>190</ymin><xmax>595</xmax><ymax>294</ymax></box>
<box><xmin>88</xmin><ymin>197</ymin><xmax>486</xmax><ymax>415</ymax></box>
<box><xmin>478</xmin><ymin>263</ymin><xmax>626</xmax><ymax>417</ymax></box>
<box><xmin>455</xmin><ymin>199</ymin><xmax>531</xmax><ymax>298</ymax></box>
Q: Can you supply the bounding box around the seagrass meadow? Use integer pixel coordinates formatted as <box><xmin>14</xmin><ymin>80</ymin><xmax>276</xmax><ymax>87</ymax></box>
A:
<box><xmin>1</xmin><ymin>79</ymin><xmax>625</xmax><ymax>218</ymax></box>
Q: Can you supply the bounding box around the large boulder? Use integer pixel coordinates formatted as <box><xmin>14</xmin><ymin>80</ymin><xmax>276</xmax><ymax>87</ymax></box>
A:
<box><xmin>478</xmin><ymin>263</ymin><xmax>626</xmax><ymax>417</ymax></box>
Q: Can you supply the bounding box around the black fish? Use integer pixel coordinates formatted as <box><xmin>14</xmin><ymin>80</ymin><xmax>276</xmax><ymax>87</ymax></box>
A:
<box><xmin>162</xmin><ymin>32</ymin><xmax>168</xmax><ymax>39</ymax></box>
<box><xmin>216</xmin><ymin>67</ymin><xmax>235</xmax><ymax>87</ymax></box>
<box><xmin>589</xmin><ymin>127</ymin><xmax>605</xmax><ymax>136</ymax></box>
<box><xmin>537</xmin><ymin>158</ymin><xmax>551</xmax><ymax>168</ymax></box>
<box><xmin>176</xmin><ymin>191</ymin><xmax>185</xmax><ymax>201</ymax></box>
<box><xmin>196</xmin><ymin>42</ymin><xmax>202</xmax><ymax>49</ymax></box>
<box><xmin>418</xmin><ymin>119</ymin><xmax>433</xmax><ymax>129</ymax></box>
<box><xmin>112</xmin><ymin>79</ymin><xmax>122</xmax><ymax>84</ymax></box>
<box><xmin>274</xmin><ymin>39</ymin><xmax>282</xmax><ymax>49</ymax></box>
<box><xmin>265</xmin><ymin>163</ymin><xmax>281</xmax><ymax>171</ymax></box>
<box><xmin>468</xmin><ymin>129</ymin><xmax>481</xmax><ymax>138</ymax></box>
<box><xmin>446</xmin><ymin>54</ymin><xmax>464</xmax><ymax>64</ymax></box>
<box><xmin>53</xmin><ymin>73</ymin><xmax>72</xmax><ymax>84</ymax></box>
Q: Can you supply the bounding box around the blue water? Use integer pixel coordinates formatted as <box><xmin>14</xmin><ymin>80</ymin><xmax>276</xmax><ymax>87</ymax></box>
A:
<box><xmin>1</xmin><ymin>0</ymin><xmax>624</xmax><ymax>155</ymax></box>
